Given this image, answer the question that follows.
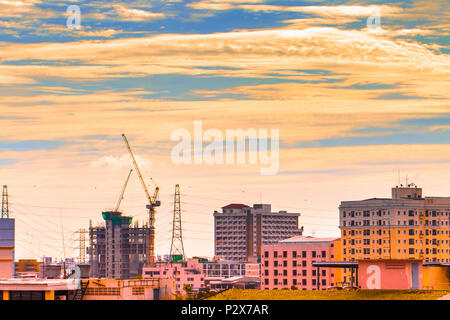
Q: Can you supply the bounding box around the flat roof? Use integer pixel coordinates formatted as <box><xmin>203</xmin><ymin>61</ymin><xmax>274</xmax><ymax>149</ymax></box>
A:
<box><xmin>423</xmin><ymin>262</ymin><xmax>450</xmax><ymax>267</ymax></box>
<box><xmin>0</xmin><ymin>278</ymin><xmax>79</xmax><ymax>291</ymax></box>
<box><xmin>279</xmin><ymin>236</ymin><xmax>339</xmax><ymax>243</ymax></box>
<box><xmin>312</xmin><ymin>261</ymin><xmax>358</xmax><ymax>268</ymax></box>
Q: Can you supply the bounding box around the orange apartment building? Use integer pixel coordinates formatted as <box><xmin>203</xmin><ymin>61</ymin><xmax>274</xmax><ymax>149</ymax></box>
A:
<box><xmin>339</xmin><ymin>185</ymin><xmax>450</xmax><ymax>283</ymax></box>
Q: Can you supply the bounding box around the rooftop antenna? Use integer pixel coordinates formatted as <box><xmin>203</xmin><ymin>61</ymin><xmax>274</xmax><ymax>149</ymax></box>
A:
<box><xmin>60</xmin><ymin>209</ymin><xmax>66</xmax><ymax>261</ymax></box>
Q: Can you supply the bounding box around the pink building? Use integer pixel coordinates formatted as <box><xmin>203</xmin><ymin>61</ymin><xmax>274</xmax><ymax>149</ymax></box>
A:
<box><xmin>0</xmin><ymin>247</ymin><xmax>13</xmax><ymax>278</ymax></box>
<box><xmin>142</xmin><ymin>258</ymin><xmax>205</xmax><ymax>295</ymax></box>
<box><xmin>261</xmin><ymin>236</ymin><xmax>339</xmax><ymax>290</ymax></box>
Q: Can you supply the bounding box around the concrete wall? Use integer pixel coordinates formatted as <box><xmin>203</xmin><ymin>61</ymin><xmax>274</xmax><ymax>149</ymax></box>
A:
<box><xmin>0</xmin><ymin>247</ymin><xmax>13</xmax><ymax>278</ymax></box>
<box><xmin>359</xmin><ymin>260</ymin><xmax>423</xmax><ymax>290</ymax></box>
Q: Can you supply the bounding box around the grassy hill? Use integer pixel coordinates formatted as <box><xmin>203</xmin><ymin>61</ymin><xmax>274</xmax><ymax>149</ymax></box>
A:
<box><xmin>208</xmin><ymin>288</ymin><xmax>450</xmax><ymax>300</ymax></box>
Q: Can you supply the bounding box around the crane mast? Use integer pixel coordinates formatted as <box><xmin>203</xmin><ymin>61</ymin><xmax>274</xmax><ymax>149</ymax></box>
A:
<box><xmin>121</xmin><ymin>134</ymin><xmax>160</xmax><ymax>267</ymax></box>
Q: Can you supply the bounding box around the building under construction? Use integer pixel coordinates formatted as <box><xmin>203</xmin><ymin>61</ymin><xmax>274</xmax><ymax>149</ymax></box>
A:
<box><xmin>89</xmin><ymin>211</ymin><xmax>151</xmax><ymax>279</ymax></box>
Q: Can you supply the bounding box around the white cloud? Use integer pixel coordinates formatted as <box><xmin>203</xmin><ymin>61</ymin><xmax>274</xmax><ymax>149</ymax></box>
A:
<box><xmin>90</xmin><ymin>154</ymin><xmax>151</xmax><ymax>169</ymax></box>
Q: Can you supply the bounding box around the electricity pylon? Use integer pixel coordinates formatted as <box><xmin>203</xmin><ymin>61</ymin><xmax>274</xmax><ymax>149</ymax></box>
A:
<box><xmin>169</xmin><ymin>184</ymin><xmax>185</xmax><ymax>263</ymax></box>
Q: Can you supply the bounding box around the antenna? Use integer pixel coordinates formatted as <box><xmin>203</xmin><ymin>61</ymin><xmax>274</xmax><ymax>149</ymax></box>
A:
<box><xmin>169</xmin><ymin>184</ymin><xmax>185</xmax><ymax>263</ymax></box>
<box><xmin>60</xmin><ymin>209</ymin><xmax>66</xmax><ymax>261</ymax></box>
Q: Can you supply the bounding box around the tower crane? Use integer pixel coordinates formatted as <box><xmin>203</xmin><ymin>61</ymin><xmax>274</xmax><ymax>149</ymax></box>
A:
<box><xmin>122</xmin><ymin>134</ymin><xmax>160</xmax><ymax>267</ymax></box>
<box><xmin>114</xmin><ymin>169</ymin><xmax>133</xmax><ymax>212</ymax></box>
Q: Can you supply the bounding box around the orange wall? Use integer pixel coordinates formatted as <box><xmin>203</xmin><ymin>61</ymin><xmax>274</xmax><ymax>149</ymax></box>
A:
<box><xmin>423</xmin><ymin>266</ymin><xmax>450</xmax><ymax>290</ymax></box>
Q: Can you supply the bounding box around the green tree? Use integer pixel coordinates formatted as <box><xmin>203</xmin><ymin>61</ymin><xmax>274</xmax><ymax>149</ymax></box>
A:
<box><xmin>183</xmin><ymin>283</ymin><xmax>193</xmax><ymax>295</ymax></box>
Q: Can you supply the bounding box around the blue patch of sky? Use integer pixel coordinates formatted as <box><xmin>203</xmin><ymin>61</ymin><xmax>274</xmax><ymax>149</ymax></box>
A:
<box><xmin>26</xmin><ymin>73</ymin><xmax>337</xmax><ymax>100</ymax></box>
<box><xmin>0</xmin><ymin>159</ymin><xmax>18</xmax><ymax>166</ymax></box>
<box><xmin>338</xmin><ymin>83</ymin><xmax>398</xmax><ymax>90</ymax></box>
<box><xmin>282</xmin><ymin>115</ymin><xmax>450</xmax><ymax>148</ymax></box>
<box><xmin>372</xmin><ymin>93</ymin><xmax>429</xmax><ymax>100</ymax></box>
<box><xmin>283</xmin><ymin>130</ymin><xmax>449</xmax><ymax>148</ymax></box>
<box><xmin>0</xmin><ymin>59</ymin><xmax>105</xmax><ymax>66</ymax></box>
<box><xmin>80</xmin><ymin>135</ymin><xmax>122</xmax><ymax>141</ymax></box>
<box><xmin>0</xmin><ymin>140</ymin><xmax>68</xmax><ymax>151</ymax></box>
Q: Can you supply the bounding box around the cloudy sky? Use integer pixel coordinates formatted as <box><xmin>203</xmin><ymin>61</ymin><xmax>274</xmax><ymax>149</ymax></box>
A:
<box><xmin>0</xmin><ymin>0</ymin><xmax>449</xmax><ymax>261</ymax></box>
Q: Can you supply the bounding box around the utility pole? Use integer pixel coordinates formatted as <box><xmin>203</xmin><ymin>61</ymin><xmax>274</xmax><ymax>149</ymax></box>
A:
<box><xmin>1</xmin><ymin>185</ymin><xmax>9</xmax><ymax>218</ymax></box>
<box><xmin>169</xmin><ymin>184</ymin><xmax>185</xmax><ymax>263</ymax></box>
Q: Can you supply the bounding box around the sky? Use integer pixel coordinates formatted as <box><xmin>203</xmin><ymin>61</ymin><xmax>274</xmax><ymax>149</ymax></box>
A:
<box><xmin>0</xmin><ymin>0</ymin><xmax>449</xmax><ymax>261</ymax></box>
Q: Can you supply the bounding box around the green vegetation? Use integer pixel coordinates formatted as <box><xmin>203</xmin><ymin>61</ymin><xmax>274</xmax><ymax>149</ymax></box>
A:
<box><xmin>208</xmin><ymin>288</ymin><xmax>450</xmax><ymax>300</ymax></box>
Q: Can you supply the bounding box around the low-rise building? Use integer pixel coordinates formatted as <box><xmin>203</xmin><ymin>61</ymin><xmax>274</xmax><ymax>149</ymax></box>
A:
<box><xmin>142</xmin><ymin>258</ymin><xmax>205</xmax><ymax>296</ymax></box>
<box><xmin>0</xmin><ymin>277</ymin><xmax>173</xmax><ymax>300</ymax></box>
<box><xmin>261</xmin><ymin>236</ymin><xmax>340</xmax><ymax>290</ymax></box>
<box><xmin>15</xmin><ymin>259</ymin><xmax>42</xmax><ymax>277</ymax></box>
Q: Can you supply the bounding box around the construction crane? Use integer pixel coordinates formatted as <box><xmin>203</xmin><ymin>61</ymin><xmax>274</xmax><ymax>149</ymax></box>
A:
<box><xmin>114</xmin><ymin>169</ymin><xmax>133</xmax><ymax>212</ymax></box>
<box><xmin>121</xmin><ymin>134</ymin><xmax>160</xmax><ymax>267</ymax></box>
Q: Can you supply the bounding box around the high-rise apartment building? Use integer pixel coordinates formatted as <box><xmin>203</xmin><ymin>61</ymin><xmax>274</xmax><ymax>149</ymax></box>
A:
<box><xmin>339</xmin><ymin>185</ymin><xmax>450</xmax><ymax>263</ymax></box>
<box><xmin>89</xmin><ymin>211</ymin><xmax>151</xmax><ymax>279</ymax></box>
<box><xmin>214</xmin><ymin>204</ymin><xmax>303</xmax><ymax>262</ymax></box>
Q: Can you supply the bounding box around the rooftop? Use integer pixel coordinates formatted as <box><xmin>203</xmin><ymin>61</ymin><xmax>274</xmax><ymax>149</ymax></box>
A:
<box><xmin>222</xmin><ymin>204</ymin><xmax>251</xmax><ymax>209</ymax></box>
<box><xmin>279</xmin><ymin>236</ymin><xmax>339</xmax><ymax>243</ymax></box>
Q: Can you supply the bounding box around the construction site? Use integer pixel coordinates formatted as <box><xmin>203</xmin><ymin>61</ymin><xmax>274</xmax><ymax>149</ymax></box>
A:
<box><xmin>0</xmin><ymin>134</ymin><xmax>189</xmax><ymax>300</ymax></box>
